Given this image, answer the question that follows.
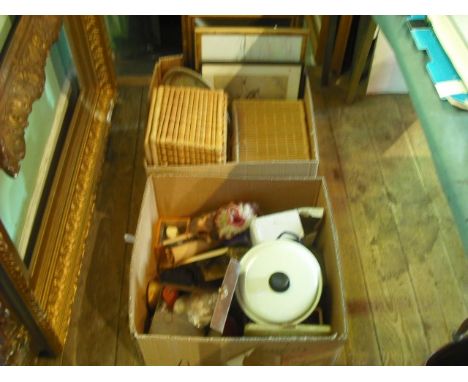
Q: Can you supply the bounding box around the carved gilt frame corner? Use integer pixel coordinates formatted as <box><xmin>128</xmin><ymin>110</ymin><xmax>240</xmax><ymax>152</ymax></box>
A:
<box><xmin>0</xmin><ymin>15</ymin><xmax>116</xmax><ymax>359</ymax></box>
<box><xmin>0</xmin><ymin>16</ymin><xmax>63</xmax><ymax>177</ymax></box>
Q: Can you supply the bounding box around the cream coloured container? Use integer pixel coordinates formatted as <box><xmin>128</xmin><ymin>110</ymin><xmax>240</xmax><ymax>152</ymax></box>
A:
<box><xmin>235</xmin><ymin>239</ymin><xmax>323</xmax><ymax>326</ymax></box>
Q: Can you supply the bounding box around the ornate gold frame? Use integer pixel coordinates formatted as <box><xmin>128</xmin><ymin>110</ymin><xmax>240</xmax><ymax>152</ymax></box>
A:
<box><xmin>0</xmin><ymin>16</ymin><xmax>116</xmax><ymax>361</ymax></box>
<box><xmin>0</xmin><ymin>16</ymin><xmax>63</xmax><ymax>177</ymax></box>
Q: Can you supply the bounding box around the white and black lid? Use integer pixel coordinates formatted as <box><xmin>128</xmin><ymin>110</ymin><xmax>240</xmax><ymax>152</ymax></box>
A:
<box><xmin>235</xmin><ymin>240</ymin><xmax>322</xmax><ymax>326</ymax></box>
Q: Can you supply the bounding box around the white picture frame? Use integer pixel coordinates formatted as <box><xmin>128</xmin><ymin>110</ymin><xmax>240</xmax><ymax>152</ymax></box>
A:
<box><xmin>195</xmin><ymin>27</ymin><xmax>308</xmax><ymax>71</ymax></box>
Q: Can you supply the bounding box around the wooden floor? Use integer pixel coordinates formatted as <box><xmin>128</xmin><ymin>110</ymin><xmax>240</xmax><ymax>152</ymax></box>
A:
<box><xmin>37</xmin><ymin>83</ymin><xmax>467</xmax><ymax>365</ymax></box>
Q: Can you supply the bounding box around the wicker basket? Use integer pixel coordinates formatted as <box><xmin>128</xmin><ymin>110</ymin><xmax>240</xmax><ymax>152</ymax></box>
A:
<box><xmin>145</xmin><ymin>85</ymin><xmax>228</xmax><ymax>166</ymax></box>
<box><xmin>232</xmin><ymin>99</ymin><xmax>311</xmax><ymax>162</ymax></box>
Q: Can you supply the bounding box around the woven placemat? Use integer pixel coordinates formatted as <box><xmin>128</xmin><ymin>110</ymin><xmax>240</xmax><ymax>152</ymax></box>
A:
<box><xmin>232</xmin><ymin>99</ymin><xmax>311</xmax><ymax>162</ymax></box>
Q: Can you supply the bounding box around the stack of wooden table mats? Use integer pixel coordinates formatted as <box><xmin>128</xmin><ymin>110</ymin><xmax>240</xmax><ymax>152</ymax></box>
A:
<box><xmin>145</xmin><ymin>86</ymin><xmax>228</xmax><ymax>166</ymax></box>
<box><xmin>232</xmin><ymin>99</ymin><xmax>311</xmax><ymax>162</ymax></box>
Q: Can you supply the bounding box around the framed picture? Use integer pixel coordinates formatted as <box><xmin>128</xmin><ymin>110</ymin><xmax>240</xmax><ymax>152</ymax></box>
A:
<box><xmin>202</xmin><ymin>63</ymin><xmax>302</xmax><ymax>100</ymax></box>
<box><xmin>182</xmin><ymin>16</ymin><xmax>303</xmax><ymax>67</ymax></box>
<box><xmin>194</xmin><ymin>27</ymin><xmax>308</xmax><ymax>71</ymax></box>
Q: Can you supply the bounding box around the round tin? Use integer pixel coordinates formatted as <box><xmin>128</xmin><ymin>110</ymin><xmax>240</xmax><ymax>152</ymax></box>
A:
<box><xmin>235</xmin><ymin>240</ymin><xmax>322</xmax><ymax>326</ymax></box>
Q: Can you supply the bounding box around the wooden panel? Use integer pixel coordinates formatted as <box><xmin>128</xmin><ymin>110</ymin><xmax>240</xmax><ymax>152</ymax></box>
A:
<box><xmin>315</xmin><ymin>16</ymin><xmax>330</xmax><ymax>65</ymax></box>
<box><xmin>320</xmin><ymin>16</ymin><xmax>339</xmax><ymax>86</ymax></box>
<box><xmin>346</xmin><ymin>17</ymin><xmax>377</xmax><ymax>102</ymax></box>
<box><xmin>304</xmin><ymin>16</ymin><xmax>320</xmax><ymax>53</ymax></box>
<box><xmin>181</xmin><ymin>16</ymin><xmax>192</xmax><ymax>67</ymax></box>
<box><xmin>331</xmin><ymin>16</ymin><xmax>353</xmax><ymax>75</ymax></box>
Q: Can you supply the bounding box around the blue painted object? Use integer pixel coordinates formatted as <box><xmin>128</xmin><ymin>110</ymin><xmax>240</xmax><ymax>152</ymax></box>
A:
<box><xmin>407</xmin><ymin>15</ymin><xmax>427</xmax><ymax>22</ymax></box>
<box><xmin>407</xmin><ymin>17</ymin><xmax>468</xmax><ymax>108</ymax></box>
<box><xmin>375</xmin><ymin>16</ymin><xmax>468</xmax><ymax>254</ymax></box>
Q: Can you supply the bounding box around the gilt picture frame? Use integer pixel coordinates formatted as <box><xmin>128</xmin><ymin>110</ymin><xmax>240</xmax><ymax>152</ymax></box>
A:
<box><xmin>0</xmin><ymin>16</ymin><xmax>116</xmax><ymax>361</ymax></box>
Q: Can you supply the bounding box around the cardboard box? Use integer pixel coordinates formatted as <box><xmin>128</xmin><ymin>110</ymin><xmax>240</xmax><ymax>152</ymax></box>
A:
<box><xmin>129</xmin><ymin>173</ymin><xmax>347</xmax><ymax>365</ymax></box>
<box><xmin>145</xmin><ymin>55</ymin><xmax>320</xmax><ymax>178</ymax></box>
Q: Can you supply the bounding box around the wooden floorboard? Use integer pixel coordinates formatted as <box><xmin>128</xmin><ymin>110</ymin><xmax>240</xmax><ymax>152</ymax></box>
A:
<box><xmin>393</xmin><ymin>97</ymin><xmax>468</xmax><ymax>311</ymax></box>
<box><xmin>58</xmin><ymin>209</ymin><xmax>106</xmax><ymax>365</ymax></box>
<box><xmin>313</xmin><ymin>90</ymin><xmax>382</xmax><ymax>365</ymax></box>
<box><xmin>114</xmin><ymin>86</ymin><xmax>148</xmax><ymax>365</ymax></box>
<box><xmin>61</xmin><ymin>87</ymin><xmax>143</xmax><ymax>365</ymax></box>
<box><xmin>363</xmin><ymin>95</ymin><xmax>467</xmax><ymax>353</ymax></box>
<box><xmin>324</xmin><ymin>92</ymin><xmax>430</xmax><ymax>365</ymax></box>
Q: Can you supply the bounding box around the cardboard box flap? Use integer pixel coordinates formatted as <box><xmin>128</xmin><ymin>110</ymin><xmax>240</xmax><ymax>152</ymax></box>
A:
<box><xmin>129</xmin><ymin>180</ymin><xmax>159</xmax><ymax>334</ymax></box>
<box><xmin>137</xmin><ymin>334</ymin><xmax>343</xmax><ymax>366</ymax></box>
<box><xmin>152</xmin><ymin>175</ymin><xmax>322</xmax><ymax>217</ymax></box>
<box><xmin>316</xmin><ymin>182</ymin><xmax>347</xmax><ymax>336</ymax></box>
<box><xmin>145</xmin><ymin>161</ymin><xmax>317</xmax><ymax>178</ymax></box>
<box><xmin>304</xmin><ymin>76</ymin><xmax>320</xmax><ymax>171</ymax></box>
